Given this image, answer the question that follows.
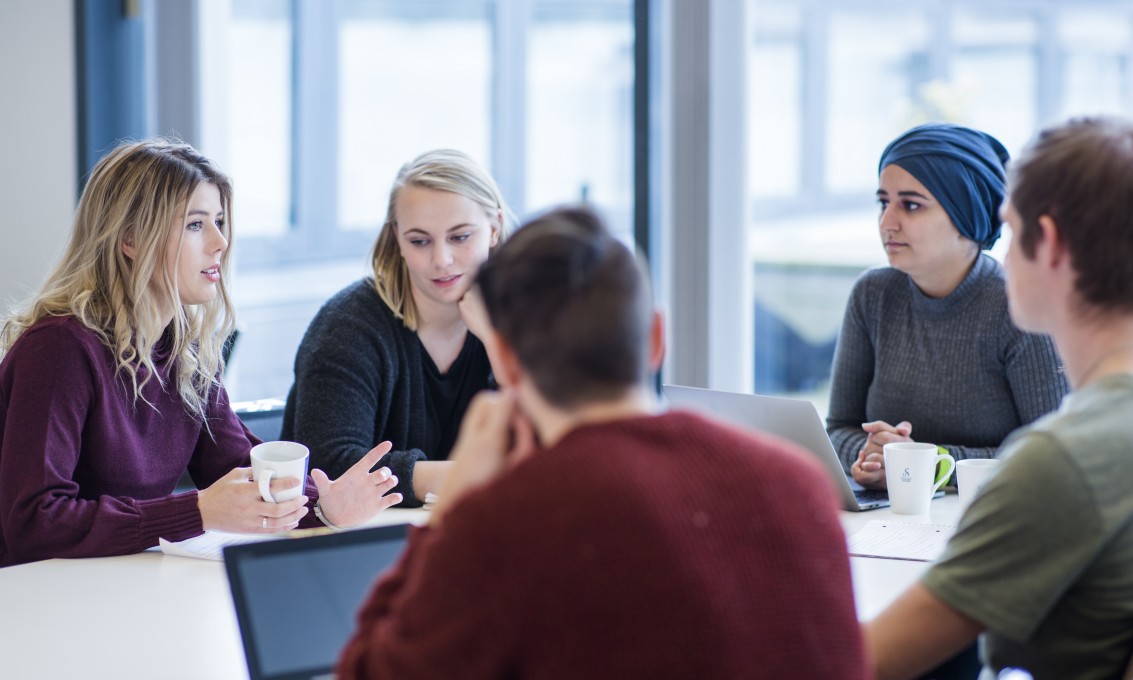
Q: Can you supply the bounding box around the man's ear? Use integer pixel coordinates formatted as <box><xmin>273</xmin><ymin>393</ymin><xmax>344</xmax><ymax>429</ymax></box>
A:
<box><xmin>647</xmin><ymin>309</ymin><xmax>666</xmax><ymax>373</ymax></box>
<box><xmin>1036</xmin><ymin>215</ymin><xmax>1067</xmax><ymax>268</ymax></box>
<box><xmin>121</xmin><ymin>233</ymin><xmax>136</xmax><ymax>261</ymax></box>
<box><xmin>488</xmin><ymin>331</ymin><xmax>523</xmax><ymax>388</ymax></box>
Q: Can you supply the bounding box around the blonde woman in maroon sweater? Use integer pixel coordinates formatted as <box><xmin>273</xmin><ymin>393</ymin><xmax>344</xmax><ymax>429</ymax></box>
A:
<box><xmin>0</xmin><ymin>139</ymin><xmax>401</xmax><ymax>567</ymax></box>
<box><xmin>337</xmin><ymin>207</ymin><xmax>868</xmax><ymax>680</ymax></box>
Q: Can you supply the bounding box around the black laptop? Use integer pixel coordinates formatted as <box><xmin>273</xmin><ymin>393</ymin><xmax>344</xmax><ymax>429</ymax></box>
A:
<box><xmin>223</xmin><ymin>524</ymin><xmax>411</xmax><ymax>680</ymax></box>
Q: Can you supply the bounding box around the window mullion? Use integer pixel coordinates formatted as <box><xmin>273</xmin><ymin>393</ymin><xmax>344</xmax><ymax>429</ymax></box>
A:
<box><xmin>292</xmin><ymin>0</ymin><xmax>341</xmax><ymax>250</ymax></box>
<box><xmin>493</xmin><ymin>0</ymin><xmax>530</xmax><ymax>216</ymax></box>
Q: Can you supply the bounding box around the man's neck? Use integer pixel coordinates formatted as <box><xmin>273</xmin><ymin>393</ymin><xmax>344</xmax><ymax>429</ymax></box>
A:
<box><xmin>1054</xmin><ymin>313</ymin><xmax>1133</xmax><ymax>390</ymax></box>
<box><xmin>522</xmin><ymin>384</ymin><xmax>658</xmax><ymax>449</ymax></box>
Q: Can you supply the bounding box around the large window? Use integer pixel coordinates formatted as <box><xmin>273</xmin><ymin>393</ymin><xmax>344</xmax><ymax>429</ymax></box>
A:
<box><xmin>749</xmin><ymin>0</ymin><xmax>1133</xmax><ymax>400</ymax></box>
<box><xmin>197</xmin><ymin>0</ymin><xmax>634</xmax><ymax>400</ymax></box>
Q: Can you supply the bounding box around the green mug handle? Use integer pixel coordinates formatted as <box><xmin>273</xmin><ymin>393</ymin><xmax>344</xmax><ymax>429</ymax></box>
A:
<box><xmin>933</xmin><ymin>446</ymin><xmax>956</xmax><ymax>488</ymax></box>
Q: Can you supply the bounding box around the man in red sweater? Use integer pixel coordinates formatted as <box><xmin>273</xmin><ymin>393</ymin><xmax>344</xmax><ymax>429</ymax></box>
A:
<box><xmin>337</xmin><ymin>207</ymin><xmax>867</xmax><ymax>679</ymax></box>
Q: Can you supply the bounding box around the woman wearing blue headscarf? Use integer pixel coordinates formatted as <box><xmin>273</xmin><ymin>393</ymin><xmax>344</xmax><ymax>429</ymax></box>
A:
<box><xmin>826</xmin><ymin>123</ymin><xmax>1068</xmax><ymax>489</ymax></box>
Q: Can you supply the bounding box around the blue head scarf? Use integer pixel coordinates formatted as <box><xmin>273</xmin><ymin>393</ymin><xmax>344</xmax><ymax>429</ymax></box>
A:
<box><xmin>878</xmin><ymin>123</ymin><xmax>1010</xmax><ymax>250</ymax></box>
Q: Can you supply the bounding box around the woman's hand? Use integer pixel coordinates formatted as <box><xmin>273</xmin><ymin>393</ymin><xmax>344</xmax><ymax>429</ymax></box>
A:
<box><xmin>198</xmin><ymin>467</ymin><xmax>309</xmax><ymax>533</ymax></box>
<box><xmin>311</xmin><ymin>441</ymin><xmax>403</xmax><ymax>528</ymax></box>
<box><xmin>430</xmin><ymin>389</ymin><xmax>537</xmax><ymax>526</ymax></box>
<box><xmin>850</xmin><ymin>420</ymin><xmax>913</xmax><ymax>489</ymax></box>
<box><xmin>458</xmin><ymin>285</ymin><xmax>493</xmax><ymax>343</ymax></box>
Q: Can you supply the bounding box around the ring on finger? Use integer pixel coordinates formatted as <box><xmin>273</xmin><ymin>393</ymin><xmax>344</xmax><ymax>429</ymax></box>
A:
<box><xmin>262</xmin><ymin>517</ymin><xmax>268</xmax><ymax>530</ymax></box>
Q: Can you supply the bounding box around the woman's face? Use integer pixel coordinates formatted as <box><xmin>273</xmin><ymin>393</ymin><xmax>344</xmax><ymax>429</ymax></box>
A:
<box><xmin>165</xmin><ymin>181</ymin><xmax>228</xmax><ymax>309</ymax></box>
<box><xmin>394</xmin><ymin>184</ymin><xmax>499</xmax><ymax>313</ymax></box>
<box><xmin>125</xmin><ymin>181</ymin><xmax>227</xmax><ymax>322</ymax></box>
<box><xmin>877</xmin><ymin>164</ymin><xmax>976</xmax><ymax>283</ymax></box>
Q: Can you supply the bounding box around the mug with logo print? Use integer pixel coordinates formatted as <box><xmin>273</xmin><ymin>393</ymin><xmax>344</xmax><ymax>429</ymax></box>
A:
<box><xmin>883</xmin><ymin>442</ymin><xmax>955</xmax><ymax>515</ymax></box>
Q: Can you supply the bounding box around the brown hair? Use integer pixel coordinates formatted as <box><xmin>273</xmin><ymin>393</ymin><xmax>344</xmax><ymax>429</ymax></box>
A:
<box><xmin>476</xmin><ymin>206</ymin><xmax>652</xmax><ymax>409</ymax></box>
<box><xmin>1009</xmin><ymin>116</ymin><xmax>1133</xmax><ymax>313</ymax></box>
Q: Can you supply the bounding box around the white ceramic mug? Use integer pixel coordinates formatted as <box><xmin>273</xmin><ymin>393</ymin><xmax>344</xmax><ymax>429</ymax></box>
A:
<box><xmin>956</xmin><ymin>458</ymin><xmax>1001</xmax><ymax>511</ymax></box>
<box><xmin>883</xmin><ymin>442</ymin><xmax>956</xmax><ymax>515</ymax></box>
<box><xmin>250</xmin><ymin>441</ymin><xmax>309</xmax><ymax>503</ymax></box>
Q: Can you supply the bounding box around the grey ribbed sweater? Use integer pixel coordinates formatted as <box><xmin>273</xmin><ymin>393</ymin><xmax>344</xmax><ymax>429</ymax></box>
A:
<box><xmin>826</xmin><ymin>254</ymin><xmax>1068</xmax><ymax>472</ymax></box>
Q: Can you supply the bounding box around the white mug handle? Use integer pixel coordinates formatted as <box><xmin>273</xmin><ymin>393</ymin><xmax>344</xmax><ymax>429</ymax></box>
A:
<box><xmin>932</xmin><ymin>452</ymin><xmax>956</xmax><ymax>494</ymax></box>
<box><xmin>257</xmin><ymin>469</ymin><xmax>276</xmax><ymax>503</ymax></box>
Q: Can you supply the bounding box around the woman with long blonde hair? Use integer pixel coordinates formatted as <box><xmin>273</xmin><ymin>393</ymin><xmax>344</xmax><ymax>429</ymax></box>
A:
<box><xmin>0</xmin><ymin>139</ymin><xmax>401</xmax><ymax>567</ymax></box>
<box><xmin>282</xmin><ymin>149</ymin><xmax>512</xmax><ymax>505</ymax></box>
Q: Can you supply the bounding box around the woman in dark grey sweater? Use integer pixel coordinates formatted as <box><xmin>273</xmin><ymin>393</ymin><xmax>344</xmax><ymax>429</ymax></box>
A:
<box><xmin>826</xmin><ymin>124</ymin><xmax>1068</xmax><ymax>489</ymax></box>
<box><xmin>282</xmin><ymin>150</ymin><xmax>512</xmax><ymax>505</ymax></box>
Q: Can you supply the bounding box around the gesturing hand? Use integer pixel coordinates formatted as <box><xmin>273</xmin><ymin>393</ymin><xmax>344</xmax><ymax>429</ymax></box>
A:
<box><xmin>198</xmin><ymin>467</ymin><xmax>309</xmax><ymax>533</ymax></box>
<box><xmin>311</xmin><ymin>441</ymin><xmax>403</xmax><ymax>528</ymax></box>
<box><xmin>431</xmin><ymin>389</ymin><xmax>538</xmax><ymax>526</ymax></box>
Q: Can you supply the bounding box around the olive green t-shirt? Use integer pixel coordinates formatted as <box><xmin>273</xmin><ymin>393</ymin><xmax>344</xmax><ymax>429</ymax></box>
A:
<box><xmin>922</xmin><ymin>374</ymin><xmax>1133</xmax><ymax>680</ymax></box>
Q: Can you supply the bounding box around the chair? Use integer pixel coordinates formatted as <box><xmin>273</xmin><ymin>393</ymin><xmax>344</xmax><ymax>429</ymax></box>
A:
<box><xmin>172</xmin><ymin>397</ymin><xmax>287</xmax><ymax>491</ymax></box>
<box><xmin>232</xmin><ymin>397</ymin><xmax>286</xmax><ymax>442</ymax></box>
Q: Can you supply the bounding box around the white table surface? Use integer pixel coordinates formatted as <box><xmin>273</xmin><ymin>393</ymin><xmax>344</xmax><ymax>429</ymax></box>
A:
<box><xmin>0</xmin><ymin>497</ymin><xmax>962</xmax><ymax>679</ymax></box>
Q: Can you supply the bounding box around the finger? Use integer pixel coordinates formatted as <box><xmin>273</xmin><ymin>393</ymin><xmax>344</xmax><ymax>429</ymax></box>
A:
<box><xmin>262</xmin><ymin>496</ymin><xmax>309</xmax><ymax>518</ymax></box>
<box><xmin>374</xmin><ymin>474</ymin><xmax>398</xmax><ymax>492</ymax></box>
<box><xmin>376</xmin><ymin>492</ymin><xmax>404</xmax><ymax>513</ymax></box>
<box><xmin>310</xmin><ymin>468</ymin><xmax>331</xmax><ymax>496</ymax></box>
<box><xmin>268</xmin><ymin>475</ymin><xmax>303</xmax><ymax>494</ymax></box>
<box><xmin>861</xmin><ymin>421</ymin><xmax>896</xmax><ymax>434</ymax></box>
<box><xmin>352</xmin><ymin>441</ymin><xmax>394</xmax><ymax>475</ymax></box>
<box><xmin>261</xmin><ymin>506</ymin><xmax>307</xmax><ymax>532</ymax></box>
<box><xmin>462</xmin><ymin>391</ymin><xmax>501</xmax><ymax>432</ymax></box>
<box><xmin>896</xmin><ymin>421</ymin><xmax>913</xmax><ymax>436</ymax></box>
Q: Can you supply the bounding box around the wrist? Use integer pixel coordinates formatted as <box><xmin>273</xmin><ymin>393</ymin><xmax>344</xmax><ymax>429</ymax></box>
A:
<box><xmin>313</xmin><ymin>501</ymin><xmax>345</xmax><ymax>531</ymax></box>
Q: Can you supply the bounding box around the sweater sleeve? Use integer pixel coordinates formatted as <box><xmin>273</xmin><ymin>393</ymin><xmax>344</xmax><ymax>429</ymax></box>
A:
<box><xmin>337</xmin><ymin>518</ymin><xmax>518</xmax><ymax>679</ymax></box>
<box><xmin>936</xmin><ymin>316</ymin><xmax>1068</xmax><ymax>463</ymax></box>
<box><xmin>1003</xmin><ymin>326</ymin><xmax>1068</xmax><ymax>430</ymax></box>
<box><xmin>826</xmin><ymin>277</ymin><xmax>874</xmax><ymax>472</ymax></box>
<box><xmin>288</xmin><ymin>294</ymin><xmax>426</xmax><ymax>503</ymax></box>
<box><xmin>0</xmin><ymin>329</ymin><xmax>202</xmax><ymax>564</ymax></box>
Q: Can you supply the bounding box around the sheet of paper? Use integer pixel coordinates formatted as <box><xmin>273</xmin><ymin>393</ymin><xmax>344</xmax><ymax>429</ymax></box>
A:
<box><xmin>159</xmin><ymin>531</ymin><xmax>276</xmax><ymax>561</ymax></box>
<box><xmin>847</xmin><ymin>520</ymin><xmax>956</xmax><ymax>562</ymax></box>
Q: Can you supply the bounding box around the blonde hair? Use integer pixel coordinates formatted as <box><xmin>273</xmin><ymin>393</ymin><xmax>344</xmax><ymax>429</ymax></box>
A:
<box><xmin>0</xmin><ymin>139</ymin><xmax>236</xmax><ymax>423</ymax></box>
<box><xmin>371</xmin><ymin>149</ymin><xmax>513</xmax><ymax>331</ymax></box>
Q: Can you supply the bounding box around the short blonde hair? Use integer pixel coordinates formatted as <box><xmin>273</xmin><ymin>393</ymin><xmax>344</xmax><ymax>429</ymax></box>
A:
<box><xmin>371</xmin><ymin>149</ymin><xmax>513</xmax><ymax>331</ymax></box>
<box><xmin>1</xmin><ymin>139</ymin><xmax>235</xmax><ymax>422</ymax></box>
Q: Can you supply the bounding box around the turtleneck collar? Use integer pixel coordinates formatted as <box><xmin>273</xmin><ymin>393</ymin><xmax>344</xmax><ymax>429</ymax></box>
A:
<box><xmin>907</xmin><ymin>253</ymin><xmax>997</xmax><ymax>321</ymax></box>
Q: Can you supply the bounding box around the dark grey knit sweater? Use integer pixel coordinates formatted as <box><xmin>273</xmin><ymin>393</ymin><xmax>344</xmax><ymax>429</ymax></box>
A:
<box><xmin>826</xmin><ymin>254</ymin><xmax>1068</xmax><ymax>472</ymax></box>
<box><xmin>281</xmin><ymin>278</ymin><xmax>491</xmax><ymax>505</ymax></box>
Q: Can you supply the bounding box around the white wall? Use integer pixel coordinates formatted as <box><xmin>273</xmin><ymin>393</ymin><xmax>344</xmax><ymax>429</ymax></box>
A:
<box><xmin>0</xmin><ymin>1</ymin><xmax>76</xmax><ymax>312</ymax></box>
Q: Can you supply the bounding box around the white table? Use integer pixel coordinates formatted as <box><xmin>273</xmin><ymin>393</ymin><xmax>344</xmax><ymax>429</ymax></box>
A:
<box><xmin>845</xmin><ymin>492</ymin><xmax>962</xmax><ymax>620</ymax></box>
<box><xmin>0</xmin><ymin>498</ymin><xmax>961</xmax><ymax>679</ymax></box>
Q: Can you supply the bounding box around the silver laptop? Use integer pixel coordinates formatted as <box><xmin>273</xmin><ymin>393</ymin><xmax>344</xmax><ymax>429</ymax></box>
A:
<box><xmin>224</xmin><ymin>523</ymin><xmax>411</xmax><ymax>680</ymax></box>
<box><xmin>662</xmin><ymin>384</ymin><xmax>893</xmax><ymax>511</ymax></box>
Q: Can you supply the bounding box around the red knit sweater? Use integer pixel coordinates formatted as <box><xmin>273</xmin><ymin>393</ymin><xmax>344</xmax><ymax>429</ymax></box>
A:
<box><xmin>338</xmin><ymin>410</ymin><xmax>867</xmax><ymax>679</ymax></box>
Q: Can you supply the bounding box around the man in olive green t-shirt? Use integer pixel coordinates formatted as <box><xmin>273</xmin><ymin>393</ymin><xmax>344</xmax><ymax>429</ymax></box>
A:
<box><xmin>865</xmin><ymin>117</ymin><xmax>1133</xmax><ymax>680</ymax></box>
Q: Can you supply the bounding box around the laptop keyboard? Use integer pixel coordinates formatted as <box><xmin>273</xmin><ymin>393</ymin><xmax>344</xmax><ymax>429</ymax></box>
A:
<box><xmin>854</xmin><ymin>488</ymin><xmax>889</xmax><ymax>503</ymax></box>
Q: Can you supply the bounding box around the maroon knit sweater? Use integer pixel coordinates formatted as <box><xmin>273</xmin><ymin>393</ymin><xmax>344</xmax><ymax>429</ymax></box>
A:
<box><xmin>338</xmin><ymin>410</ymin><xmax>868</xmax><ymax>679</ymax></box>
<box><xmin>0</xmin><ymin>316</ymin><xmax>317</xmax><ymax>567</ymax></box>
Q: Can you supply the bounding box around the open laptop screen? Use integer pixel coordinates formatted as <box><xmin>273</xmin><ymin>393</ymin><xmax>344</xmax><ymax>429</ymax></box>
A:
<box><xmin>224</xmin><ymin>524</ymin><xmax>411</xmax><ymax>680</ymax></box>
